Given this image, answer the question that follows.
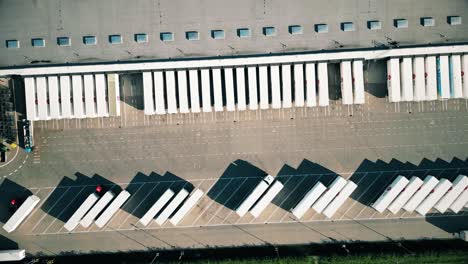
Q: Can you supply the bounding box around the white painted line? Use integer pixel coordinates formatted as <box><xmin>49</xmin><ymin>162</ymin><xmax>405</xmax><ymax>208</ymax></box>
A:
<box><xmin>30</xmin><ymin>187</ymin><xmax>71</xmax><ymax>233</ymax></box>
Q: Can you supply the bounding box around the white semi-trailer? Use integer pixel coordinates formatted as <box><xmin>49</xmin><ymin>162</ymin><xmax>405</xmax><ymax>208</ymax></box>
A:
<box><xmin>155</xmin><ymin>189</ymin><xmax>189</xmax><ymax>225</ymax></box>
<box><xmin>323</xmin><ymin>181</ymin><xmax>357</xmax><ymax>218</ymax></box>
<box><xmin>449</xmin><ymin>189</ymin><xmax>468</xmax><ymax>213</ymax></box>
<box><xmin>250</xmin><ymin>180</ymin><xmax>284</xmax><ymax>218</ymax></box>
<box><xmin>95</xmin><ymin>190</ymin><xmax>131</xmax><ymax>228</ymax></box>
<box><xmin>387</xmin><ymin>58</ymin><xmax>401</xmax><ymax>102</ymax></box>
<box><xmin>64</xmin><ymin>193</ymin><xmax>99</xmax><ymax>231</ymax></box>
<box><xmin>388</xmin><ymin>176</ymin><xmax>424</xmax><ymax>214</ymax></box>
<box><xmin>0</xmin><ymin>249</ymin><xmax>26</xmax><ymax>262</ymax></box>
<box><xmin>416</xmin><ymin>179</ymin><xmax>452</xmax><ymax>216</ymax></box>
<box><xmin>3</xmin><ymin>195</ymin><xmax>40</xmax><ymax>233</ymax></box>
<box><xmin>372</xmin><ymin>175</ymin><xmax>409</xmax><ymax>213</ymax></box>
<box><xmin>435</xmin><ymin>175</ymin><xmax>468</xmax><ymax>213</ymax></box>
<box><xmin>292</xmin><ymin>182</ymin><xmax>327</xmax><ymax>219</ymax></box>
<box><xmin>80</xmin><ymin>190</ymin><xmax>115</xmax><ymax>228</ymax></box>
<box><xmin>139</xmin><ymin>189</ymin><xmax>175</xmax><ymax>226</ymax></box>
<box><xmin>170</xmin><ymin>189</ymin><xmax>204</xmax><ymax>225</ymax></box>
<box><xmin>312</xmin><ymin>176</ymin><xmax>347</xmax><ymax>213</ymax></box>
<box><xmin>403</xmin><ymin>176</ymin><xmax>439</xmax><ymax>212</ymax></box>
<box><xmin>236</xmin><ymin>175</ymin><xmax>275</xmax><ymax>217</ymax></box>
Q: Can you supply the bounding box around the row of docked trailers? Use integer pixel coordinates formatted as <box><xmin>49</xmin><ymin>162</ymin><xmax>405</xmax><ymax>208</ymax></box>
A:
<box><xmin>292</xmin><ymin>176</ymin><xmax>358</xmax><ymax>219</ymax></box>
<box><xmin>143</xmin><ymin>61</ymin><xmax>365</xmax><ymax>115</ymax></box>
<box><xmin>387</xmin><ymin>54</ymin><xmax>468</xmax><ymax>102</ymax></box>
<box><xmin>372</xmin><ymin>174</ymin><xmax>468</xmax><ymax>215</ymax></box>
<box><xmin>24</xmin><ymin>74</ymin><xmax>120</xmax><ymax>120</ymax></box>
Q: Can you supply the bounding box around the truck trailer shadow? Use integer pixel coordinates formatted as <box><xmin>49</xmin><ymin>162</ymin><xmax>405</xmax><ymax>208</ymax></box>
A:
<box><xmin>272</xmin><ymin>159</ymin><xmax>339</xmax><ymax>211</ymax></box>
<box><xmin>40</xmin><ymin>173</ymin><xmax>118</xmax><ymax>223</ymax></box>
<box><xmin>0</xmin><ymin>179</ymin><xmax>32</xmax><ymax>224</ymax></box>
<box><xmin>348</xmin><ymin>157</ymin><xmax>468</xmax><ymax>210</ymax></box>
<box><xmin>0</xmin><ymin>234</ymin><xmax>18</xmax><ymax>250</ymax></box>
<box><xmin>207</xmin><ymin>160</ymin><xmax>267</xmax><ymax>210</ymax></box>
<box><xmin>120</xmin><ymin>171</ymin><xmax>194</xmax><ymax>219</ymax></box>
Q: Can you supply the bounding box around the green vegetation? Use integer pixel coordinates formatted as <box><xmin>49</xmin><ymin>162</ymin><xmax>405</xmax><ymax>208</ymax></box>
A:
<box><xmin>186</xmin><ymin>251</ymin><xmax>468</xmax><ymax>264</ymax></box>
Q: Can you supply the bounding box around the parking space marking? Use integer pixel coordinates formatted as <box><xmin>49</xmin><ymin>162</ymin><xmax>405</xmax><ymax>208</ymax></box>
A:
<box><xmin>265</xmin><ymin>175</ymin><xmax>307</xmax><ymax>223</ymax></box>
<box><xmin>351</xmin><ymin>172</ymin><xmax>384</xmax><ymax>219</ymax></box>
<box><xmin>118</xmin><ymin>182</ymin><xmax>161</xmax><ymax>229</ymax></box>
<box><xmin>30</xmin><ymin>187</ymin><xmax>71</xmax><ymax>233</ymax></box>
<box><xmin>45</xmin><ymin>186</ymin><xmax>88</xmax><ymax>234</ymax></box>
<box><xmin>205</xmin><ymin>178</ymin><xmax>248</xmax><ymax>225</ymax></box>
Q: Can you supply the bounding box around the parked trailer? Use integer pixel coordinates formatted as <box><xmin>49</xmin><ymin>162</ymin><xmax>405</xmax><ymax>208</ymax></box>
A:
<box><xmin>372</xmin><ymin>176</ymin><xmax>409</xmax><ymax>213</ymax></box>
<box><xmin>403</xmin><ymin>176</ymin><xmax>439</xmax><ymax>212</ymax></box>
<box><xmin>3</xmin><ymin>195</ymin><xmax>40</xmax><ymax>233</ymax></box>
<box><xmin>177</xmin><ymin>70</ymin><xmax>189</xmax><ymax>113</ymax></box>
<box><xmin>236</xmin><ymin>175</ymin><xmax>275</xmax><ymax>217</ymax></box>
<box><xmin>64</xmin><ymin>193</ymin><xmax>99</xmax><ymax>231</ymax></box>
<box><xmin>139</xmin><ymin>189</ymin><xmax>175</xmax><ymax>226</ymax></box>
<box><xmin>352</xmin><ymin>60</ymin><xmax>365</xmax><ymax>104</ymax></box>
<box><xmin>95</xmin><ymin>190</ymin><xmax>131</xmax><ymax>228</ymax></box>
<box><xmin>292</xmin><ymin>181</ymin><xmax>327</xmax><ymax>219</ymax></box>
<box><xmin>323</xmin><ymin>181</ymin><xmax>358</xmax><ymax>218</ymax></box>
<box><xmin>305</xmin><ymin>63</ymin><xmax>317</xmax><ymax>107</ymax></box>
<box><xmin>143</xmin><ymin>72</ymin><xmax>155</xmax><ymax>115</ymax></box>
<box><xmin>435</xmin><ymin>175</ymin><xmax>468</xmax><ymax>213</ymax></box>
<box><xmin>416</xmin><ymin>179</ymin><xmax>452</xmax><ymax>216</ymax></box>
<box><xmin>317</xmin><ymin>62</ymin><xmax>329</xmax><ymax>106</ymax></box>
<box><xmin>250</xmin><ymin>180</ymin><xmax>284</xmax><ymax>218</ymax></box>
<box><xmin>449</xmin><ymin>189</ymin><xmax>468</xmax><ymax>213</ymax></box>
<box><xmin>248</xmin><ymin>66</ymin><xmax>258</xmax><ymax>110</ymax></box>
<box><xmin>463</xmin><ymin>55</ymin><xmax>468</xmax><ymax>98</ymax></box>
<box><xmin>450</xmin><ymin>55</ymin><xmax>463</xmax><ymax>98</ymax></box>
<box><xmin>437</xmin><ymin>56</ymin><xmax>450</xmax><ymax>99</ymax></box>
<box><xmin>413</xmin><ymin>57</ymin><xmax>426</xmax><ymax>101</ymax></box>
<box><xmin>400</xmin><ymin>57</ymin><xmax>414</xmax><ymax>101</ymax></box>
<box><xmin>425</xmin><ymin>56</ymin><xmax>438</xmax><ymax>100</ymax></box>
<box><xmin>387</xmin><ymin>58</ymin><xmax>401</xmax><ymax>102</ymax></box>
<box><xmin>0</xmin><ymin>249</ymin><xmax>26</xmax><ymax>262</ymax></box>
<box><xmin>155</xmin><ymin>189</ymin><xmax>189</xmax><ymax>225</ymax></box>
<box><xmin>340</xmin><ymin>61</ymin><xmax>353</xmax><ymax>105</ymax></box>
<box><xmin>312</xmin><ymin>176</ymin><xmax>347</xmax><ymax>213</ymax></box>
<box><xmin>80</xmin><ymin>190</ymin><xmax>115</xmax><ymax>228</ymax></box>
<box><xmin>170</xmin><ymin>189</ymin><xmax>204</xmax><ymax>225</ymax></box>
<box><xmin>388</xmin><ymin>176</ymin><xmax>424</xmax><ymax>214</ymax></box>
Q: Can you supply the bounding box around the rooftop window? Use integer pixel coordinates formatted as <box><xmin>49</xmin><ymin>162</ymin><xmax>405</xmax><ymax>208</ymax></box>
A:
<box><xmin>341</xmin><ymin>22</ymin><xmax>355</xmax><ymax>32</ymax></box>
<box><xmin>186</xmin><ymin>31</ymin><xmax>199</xmax><ymax>40</ymax></box>
<box><xmin>57</xmin><ymin>37</ymin><xmax>71</xmax><ymax>46</ymax></box>
<box><xmin>315</xmin><ymin>24</ymin><xmax>329</xmax><ymax>33</ymax></box>
<box><xmin>109</xmin><ymin>35</ymin><xmax>122</xmax><ymax>44</ymax></box>
<box><xmin>211</xmin><ymin>30</ymin><xmax>225</xmax><ymax>39</ymax></box>
<box><xmin>368</xmin><ymin>20</ymin><xmax>382</xmax><ymax>30</ymax></box>
<box><xmin>394</xmin><ymin>19</ymin><xmax>409</xmax><ymax>28</ymax></box>
<box><xmin>160</xmin><ymin>32</ymin><xmax>174</xmax><ymax>41</ymax></box>
<box><xmin>263</xmin><ymin>26</ymin><xmax>276</xmax><ymax>36</ymax></box>
<box><xmin>237</xmin><ymin>28</ymin><xmax>251</xmax><ymax>38</ymax></box>
<box><xmin>32</xmin><ymin>38</ymin><xmax>45</xmax><ymax>47</ymax></box>
<box><xmin>135</xmin><ymin>33</ymin><xmax>148</xmax><ymax>43</ymax></box>
<box><xmin>5</xmin><ymin>40</ymin><xmax>19</xmax><ymax>49</ymax></box>
<box><xmin>448</xmin><ymin>16</ymin><xmax>462</xmax><ymax>25</ymax></box>
<box><xmin>421</xmin><ymin>17</ymin><xmax>435</xmax><ymax>27</ymax></box>
<box><xmin>83</xmin><ymin>36</ymin><xmax>97</xmax><ymax>45</ymax></box>
<box><xmin>289</xmin><ymin>25</ymin><xmax>303</xmax><ymax>35</ymax></box>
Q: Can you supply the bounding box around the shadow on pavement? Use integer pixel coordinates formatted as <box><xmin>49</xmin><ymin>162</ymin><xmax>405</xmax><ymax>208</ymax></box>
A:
<box><xmin>121</xmin><ymin>171</ymin><xmax>194</xmax><ymax>219</ymax></box>
<box><xmin>272</xmin><ymin>159</ymin><xmax>338</xmax><ymax>211</ymax></box>
<box><xmin>349</xmin><ymin>157</ymin><xmax>468</xmax><ymax>208</ymax></box>
<box><xmin>40</xmin><ymin>173</ymin><xmax>118</xmax><ymax>223</ymax></box>
<box><xmin>207</xmin><ymin>159</ymin><xmax>267</xmax><ymax>211</ymax></box>
<box><xmin>0</xmin><ymin>233</ymin><xmax>18</xmax><ymax>250</ymax></box>
<box><xmin>0</xmin><ymin>178</ymin><xmax>32</xmax><ymax>224</ymax></box>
